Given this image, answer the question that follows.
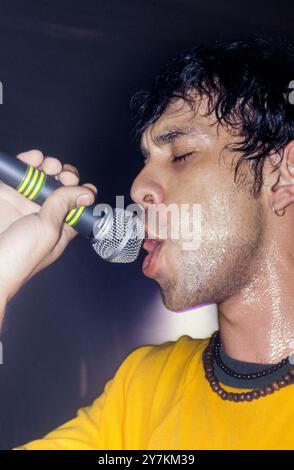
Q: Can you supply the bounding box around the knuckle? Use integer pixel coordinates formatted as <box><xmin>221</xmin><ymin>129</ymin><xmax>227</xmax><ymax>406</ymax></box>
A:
<box><xmin>27</xmin><ymin>149</ymin><xmax>44</xmax><ymax>159</ymax></box>
<box><xmin>63</xmin><ymin>163</ymin><xmax>79</xmax><ymax>175</ymax></box>
<box><xmin>51</xmin><ymin>190</ymin><xmax>70</xmax><ymax>212</ymax></box>
<box><xmin>83</xmin><ymin>183</ymin><xmax>97</xmax><ymax>195</ymax></box>
<box><xmin>60</xmin><ymin>170</ymin><xmax>79</xmax><ymax>184</ymax></box>
<box><xmin>16</xmin><ymin>149</ymin><xmax>44</xmax><ymax>160</ymax></box>
<box><xmin>42</xmin><ymin>157</ymin><xmax>62</xmax><ymax>173</ymax></box>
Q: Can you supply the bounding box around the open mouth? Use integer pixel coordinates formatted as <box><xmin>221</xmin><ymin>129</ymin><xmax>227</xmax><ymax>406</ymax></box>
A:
<box><xmin>142</xmin><ymin>237</ymin><xmax>163</xmax><ymax>277</ymax></box>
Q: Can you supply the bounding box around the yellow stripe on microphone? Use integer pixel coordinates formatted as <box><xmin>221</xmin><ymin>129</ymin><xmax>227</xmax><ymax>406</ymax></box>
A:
<box><xmin>65</xmin><ymin>206</ymin><xmax>85</xmax><ymax>226</ymax></box>
<box><xmin>28</xmin><ymin>170</ymin><xmax>46</xmax><ymax>200</ymax></box>
<box><xmin>23</xmin><ymin>168</ymin><xmax>39</xmax><ymax>197</ymax></box>
<box><xmin>17</xmin><ymin>165</ymin><xmax>34</xmax><ymax>194</ymax></box>
<box><xmin>17</xmin><ymin>164</ymin><xmax>85</xmax><ymax>226</ymax></box>
<box><xmin>17</xmin><ymin>165</ymin><xmax>47</xmax><ymax>201</ymax></box>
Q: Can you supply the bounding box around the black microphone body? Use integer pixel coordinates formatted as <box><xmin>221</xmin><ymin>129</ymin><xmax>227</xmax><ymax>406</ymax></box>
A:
<box><xmin>0</xmin><ymin>151</ymin><xmax>100</xmax><ymax>239</ymax></box>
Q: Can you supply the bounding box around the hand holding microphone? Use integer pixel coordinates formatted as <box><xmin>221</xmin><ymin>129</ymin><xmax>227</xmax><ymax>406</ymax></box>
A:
<box><xmin>0</xmin><ymin>150</ymin><xmax>99</xmax><ymax>302</ymax></box>
<box><xmin>0</xmin><ymin>150</ymin><xmax>144</xmax><ymax>305</ymax></box>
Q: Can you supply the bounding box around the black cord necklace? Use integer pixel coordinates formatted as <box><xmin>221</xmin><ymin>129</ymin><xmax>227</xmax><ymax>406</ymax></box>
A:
<box><xmin>214</xmin><ymin>330</ymin><xmax>289</xmax><ymax>380</ymax></box>
<box><xmin>204</xmin><ymin>332</ymin><xmax>294</xmax><ymax>402</ymax></box>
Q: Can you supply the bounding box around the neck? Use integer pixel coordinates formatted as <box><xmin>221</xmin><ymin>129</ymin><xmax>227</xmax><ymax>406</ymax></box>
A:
<box><xmin>218</xmin><ymin>240</ymin><xmax>294</xmax><ymax>364</ymax></box>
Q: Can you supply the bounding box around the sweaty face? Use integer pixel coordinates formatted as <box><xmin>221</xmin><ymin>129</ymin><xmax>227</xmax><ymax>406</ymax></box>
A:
<box><xmin>130</xmin><ymin>97</ymin><xmax>266</xmax><ymax>311</ymax></box>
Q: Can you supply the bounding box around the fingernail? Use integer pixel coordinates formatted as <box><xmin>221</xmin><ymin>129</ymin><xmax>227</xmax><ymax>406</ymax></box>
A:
<box><xmin>76</xmin><ymin>194</ymin><xmax>92</xmax><ymax>206</ymax></box>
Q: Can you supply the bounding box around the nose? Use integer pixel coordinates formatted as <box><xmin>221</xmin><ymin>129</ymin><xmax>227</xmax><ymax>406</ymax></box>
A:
<box><xmin>130</xmin><ymin>172</ymin><xmax>164</xmax><ymax>209</ymax></box>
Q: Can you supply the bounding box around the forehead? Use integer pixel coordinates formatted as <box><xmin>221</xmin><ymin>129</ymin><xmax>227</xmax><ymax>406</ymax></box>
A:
<box><xmin>140</xmin><ymin>96</ymin><xmax>217</xmax><ymax>149</ymax></box>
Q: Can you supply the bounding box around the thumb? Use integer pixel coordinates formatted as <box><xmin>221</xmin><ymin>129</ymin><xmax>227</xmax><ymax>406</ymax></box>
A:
<box><xmin>39</xmin><ymin>185</ymin><xmax>95</xmax><ymax>232</ymax></box>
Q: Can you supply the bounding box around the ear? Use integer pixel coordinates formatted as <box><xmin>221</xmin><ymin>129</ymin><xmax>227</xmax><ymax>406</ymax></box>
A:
<box><xmin>269</xmin><ymin>141</ymin><xmax>294</xmax><ymax>214</ymax></box>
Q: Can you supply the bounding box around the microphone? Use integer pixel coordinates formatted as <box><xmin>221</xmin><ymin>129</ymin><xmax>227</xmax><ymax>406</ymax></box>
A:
<box><xmin>0</xmin><ymin>151</ymin><xmax>144</xmax><ymax>263</ymax></box>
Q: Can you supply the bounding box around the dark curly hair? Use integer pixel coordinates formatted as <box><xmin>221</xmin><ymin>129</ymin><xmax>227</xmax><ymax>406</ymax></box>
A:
<box><xmin>131</xmin><ymin>37</ymin><xmax>294</xmax><ymax>196</ymax></box>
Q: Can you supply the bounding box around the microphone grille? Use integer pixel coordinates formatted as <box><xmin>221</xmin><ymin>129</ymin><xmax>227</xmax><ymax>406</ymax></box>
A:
<box><xmin>92</xmin><ymin>208</ymin><xmax>144</xmax><ymax>263</ymax></box>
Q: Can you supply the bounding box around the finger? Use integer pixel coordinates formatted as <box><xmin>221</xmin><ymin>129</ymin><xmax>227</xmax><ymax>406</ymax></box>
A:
<box><xmin>39</xmin><ymin>185</ymin><xmax>95</xmax><ymax>232</ymax></box>
<box><xmin>54</xmin><ymin>164</ymin><xmax>80</xmax><ymax>185</ymax></box>
<box><xmin>40</xmin><ymin>157</ymin><xmax>62</xmax><ymax>176</ymax></box>
<box><xmin>62</xmin><ymin>163</ymin><xmax>80</xmax><ymax>178</ymax></box>
<box><xmin>58</xmin><ymin>170</ymin><xmax>80</xmax><ymax>186</ymax></box>
<box><xmin>45</xmin><ymin>184</ymin><xmax>97</xmax><ymax>240</ymax></box>
<box><xmin>16</xmin><ymin>149</ymin><xmax>44</xmax><ymax>167</ymax></box>
<box><xmin>82</xmin><ymin>183</ymin><xmax>98</xmax><ymax>196</ymax></box>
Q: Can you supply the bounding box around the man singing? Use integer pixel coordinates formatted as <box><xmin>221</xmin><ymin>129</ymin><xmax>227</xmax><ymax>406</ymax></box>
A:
<box><xmin>1</xmin><ymin>37</ymin><xmax>294</xmax><ymax>449</ymax></box>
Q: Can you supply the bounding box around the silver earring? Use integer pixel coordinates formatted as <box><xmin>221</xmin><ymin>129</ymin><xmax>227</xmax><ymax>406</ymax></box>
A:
<box><xmin>272</xmin><ymin>204</ymin><xmax>286</xmax><ymax>216</ymax></box>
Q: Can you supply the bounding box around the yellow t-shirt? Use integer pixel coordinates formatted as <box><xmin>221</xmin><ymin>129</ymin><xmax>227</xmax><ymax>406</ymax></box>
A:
<box><xmin>16</xmin><ymin>334</ymin><xmax>294</xmax><ymax>450</ymax></box>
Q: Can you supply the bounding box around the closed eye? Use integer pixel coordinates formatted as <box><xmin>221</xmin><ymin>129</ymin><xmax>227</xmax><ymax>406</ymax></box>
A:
<box><xmin>172</xmin><ymin>152</ymin><xmax>194</xmax><ymax>163</ymax></box>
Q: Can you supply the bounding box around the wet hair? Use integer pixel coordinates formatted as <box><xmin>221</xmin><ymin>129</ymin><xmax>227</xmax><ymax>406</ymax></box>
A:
<box><xmin>131</xmin><ymin>36</ymin><xmax>294</xmax><ymax>196</ymax></box>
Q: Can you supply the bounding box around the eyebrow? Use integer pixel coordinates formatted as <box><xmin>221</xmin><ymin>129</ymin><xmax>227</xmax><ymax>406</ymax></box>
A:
<box><xmin>140</xmin><ymin>126</ymin><xmax>197</xmax><ymax>159</ymax></box>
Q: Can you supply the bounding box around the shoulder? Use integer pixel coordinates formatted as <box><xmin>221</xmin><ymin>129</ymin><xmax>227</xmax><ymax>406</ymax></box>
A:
<box><xmin>128</xmin><ymin>333</ymin><xmax>210</xmax><ymax>364</ymax></box>
<box><xmin>119</xmin><ymin>334</ymin><xmax>211</xmax><ymax>391</ymax></box>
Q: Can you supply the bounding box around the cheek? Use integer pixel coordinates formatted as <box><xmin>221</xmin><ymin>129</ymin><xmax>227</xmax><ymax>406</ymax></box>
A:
<box><xmin>162</xmin><ymin>165</ymin><xmax>261</xmax><ymax>261</ymax></box>
<box><xmin>167</xmin><ymin>178</ymin><xmax>233</xmax><ymax>245</ymax></box>
<box><xmin>167</xmin><ymin>163</ymin><xmax>221</xmax><ymax>208</ymax></box>
<box><xmin>203</xmin><ymin>192</ymin><xmax>234</xmax><ymax>242</ymax></box>
<box><xmin>169</xmin><ymin>187</ymin><xmax>259</xmax><ymax>260</ymax></box>
<box><xmin>202</xmin><ymin>188</ymin><xmax>262</xmax><ymax>256</ymax></box>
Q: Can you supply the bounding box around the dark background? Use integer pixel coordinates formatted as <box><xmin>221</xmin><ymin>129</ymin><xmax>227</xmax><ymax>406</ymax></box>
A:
<box><xmin>0</xmin><ymin>0</ymin><xmax>293</xmax><ymax>449</ymax></box>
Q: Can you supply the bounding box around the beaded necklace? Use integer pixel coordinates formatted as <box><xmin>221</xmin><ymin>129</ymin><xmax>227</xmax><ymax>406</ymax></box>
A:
<box><xmin>203</xmin><ymin>331</ymin><xmax>294</xmax><ymax>402</ymax></box>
